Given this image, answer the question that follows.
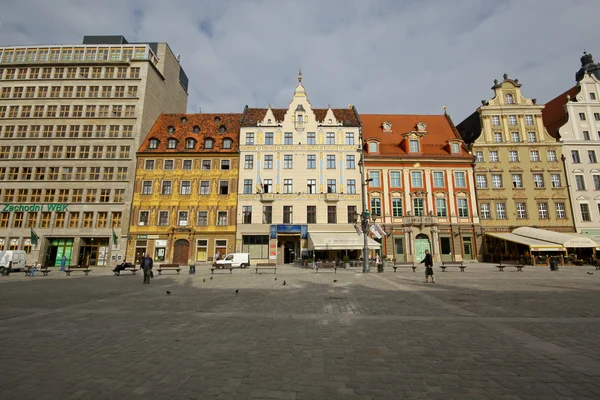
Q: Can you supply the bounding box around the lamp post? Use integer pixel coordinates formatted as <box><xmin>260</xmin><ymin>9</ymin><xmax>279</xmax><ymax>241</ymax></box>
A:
<box><xmin>354</xmin><ymin>106</ymin><xmax>372</xmax><ymax>273</ymax></box>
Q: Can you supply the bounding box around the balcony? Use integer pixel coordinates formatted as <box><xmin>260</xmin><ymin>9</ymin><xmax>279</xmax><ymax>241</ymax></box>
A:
<box><xmin>404</xmin><ymin>215</ymin><xmax>438</xmax><ymax>226</ymax></box>
<box><xmin>259</xmin><ymin>193</ymin><xmax>275</xmax><ymax>202</ymax></box>
<box><xmin>324</xmin><ymin>193</ymin><xmax>340</xmax><ymax>202</ymax></box>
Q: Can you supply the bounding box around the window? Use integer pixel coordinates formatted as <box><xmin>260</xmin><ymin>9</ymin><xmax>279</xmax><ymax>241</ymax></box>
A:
<box><xmin>245</xmin><ymin>132</ymin><xmax>254</xmax><ymax>145</ymax></box>
<box><xmin>595</xmin><ymin>113</ymin><xmax>600</xmax><ymax>121</ymax></box>
<box><xmin>142</xmin><ymin>181</ymin><xmax>153</xmax><ymax>195</ymax></box>
<box><xmin>530</xmin><ymin>151</ymin><xmax>540</xmax><ymax>162</ymax></box>
<box><xmin>511</xmin><ymin>174</ymin><xmax>522</xmax><ymax>188</ymax></box>
<box><xmin>119</xmin><ymin>146</ymin><xmax>130</xmax><ymax>158</ymax></box>
<box><xmin>307</xmin><ymin>179</ymin><xmax>316</xmax><ymax>194</ymax></box>
<box><xmin>178</xmin><ymin>211</ymin><xmax>189</xmax><ymax>226</ymax></box>
<box><xmin>548</xmin><ymin>150</ymin><xmax>557</xmax><ymax>162</ymax></box>
<box><xmin>197</xmin><ymin>211</ymin><xmax>208</xmax><ymax>226</ymax></box>
<box><xmin>496</xmin><ymin>203</ymin><xmax>506</xmax><ymax>219</ymax></box>
<box><xmin>283</xmin><ymin>155</ymin><xmax>293</xmax><ymax>169</ymax></box>
<box><xmin>454</xmin><ymin>172</ymin><xmax>466</xmax><ymax>188</ymax></box>
<box><xmin>346</xmin><ymin>155</ymin><xmax>355</xmax><ymax>169</ymax></box>
<box><xmin>92</xmin><ymin>146</ymin><xmax>103</xmax><ymax>158</ymax></box>
<box><xmin>157</xmin><ymin>211</ymin><xmax>169</xmax><ymax>226</ymax></box>
<box><xmin>180</xmin><ymin>181</ymin><xmax>191</xmax><ymax>195</ymax></box>
<box><xmin>219</xmin><ymin>181</ymin><xmax>229</xmax><ymax>195</ymax></box>
<box><xmin>204</xmin><ymin>138</ymin><xmax>214</xmax><ymax>149</ymax></box>
<box><xmin>200</xmin><ymin>181</ymin><xmax>210</xmax><ymax>195</ymax></box>
<box><xmin>265</xmin><ymin>132</ymin><xmax>274</xmax><ymax>145</ymax></box>
<box><xmin>345</xmin><ymin>205</ymin><xmax>357</xmax><ymax>224</ymax></box>
<box><xmin>284</xmin><ymin>179</ymin><xmax>293</xmax><ymax>194</ymax></box>
<box><xmin>528</xmin><ymin>132</ymin><xmax>537</xmax><ymax>142</ymax></box>
<box><xmin>581</xmin><ymin>204</ymin><xmax>591</xmax><ymax>221</ymax></box>
<box><xmin>40</xmin><ymin>212</ymin><xmax>51</xmax><ymax>228</ymax></box>
<box><xmin>594</xmin><ymin>176</ymin><xmax>600</xmax><ymax>191</ymax></box>
<box><xmin>556</xmin><ymin>203</ymin><xmax>566</xmax><ymax>219</ymax></box>
<box><xmin>390</xmin><ymin>171</ymin><xmax>402</xmax><ymax>187</ymax></box>
<box><xmin>264</xmin><ymin>155</ymin><xmax>273</xmax><ymax>169</ymax></box>
<box><xmin>525</xmin><ymin>115</ymin><xmax>534</xmax><ymax>126</ymax></box>
<box><xmin>164</xmin><ymin>160</ymin><xmax>174</xmax><ymax>170</ymax></box>
<box><xmin>86</xmin><ymin>189</ymin><xmax>97</xmax><ymax>203</ymax></box>
<box><xmin>411</xmin><ymin>171</ymin><xmax>423</xmax><ymax>187</ymax></box>
<box><xmin>538</xmin><ymin>203</ymin><xmax>549</xmax><ymax>219</ymax></box>
<box><xmin>345</xmin><ymin>132</ymin><xmax>354</xmax><ymax>145</ymax></box>
<box><xmin>68</xmin><ymin>212</ymin><xmax>80</xmax><ymax>228</ymax></box>
<box><xmin>88</xmin><ymin>167</ymin><xmax>99</xmax><ymax>180</ymax></box>
<box><xmin>183</xmin><ymin>138</ymin><xmax>195</xmax><ymax>149</ymax></box>
<box><xmin>589</xmin><ymin>150</ymin><xmax>598</xmax><ymax>163</ymax></box>
<box><xmin>307</xmin><ymin>206</ymin><xmax>316</xmax><ymax>224</ymax></box>
<box><xmin>413</xmin><ymin>198</ymin><xmax>425</xmax><ymax>216</ymax></box>
<box><xmin>576</xmin><ymin>175</ymin><xmax>586</xmax><ymax>190</ymax></box>
<box><xmin>201</xmin><ymin>160</ymin><xmax>211</xmax><ymax>170</ymax></box>
<box><xmin>284</xmin><ymin>132</ymin><xmax>293</xmax><ymax>145</ymax></box>
<box><xmin>489</xmin><ymin>151</ymin><xmax>499</xmax><ymax>162</ymax></box>
<box><xmin>436</xmin><ymin>198</ymin><xmax>447</xmax><ymax>217</ymax></box>
<box><xmin>326</xmin><ymin>179</ymin><xmax>336</xmax><ymax>193</ymax></box>
<box><xmin>220</xmin><ymin>160</ymin><xmax>230</xmax><ymax>170</ymax></box>
<box><xmin>579</xmin><ymin>113</ymin><xmax>586</xmax><ymax>121</ymax></box>
<box><xmin>369</xmin><ymin>171</ymin><xmax>380</xmax><ymax>186</ymax></box>
<box><xmin>263</xmin><ymin>179</ymin><xmax>272</xmax><ymax>193</ymax></box>
<box><xmin>327</xmin><ymin>206</ymin><xmax>337</xmax><ymax>223</ymax></box>
<box><xmin>451</xmin><ymin>143</ymin><xmax>460</xmax><ymax>153</ymax></box>
<box><xmin>347</xmin><ymin>179</ymin><xmax>356</xmax><ymax>194</ymax></box>
<box><xmin>584</xmin><ymin>131</ymin><xmax>591</xmax><ymax>141</ymax></box>
<box><xmin>492</xmin><ymin>174</ymin><xmax>503</xmax><ymax>188</ymax></box>
<box><xmin>307</xmin><ymin>155</ymin><xmax>316</xmax><ymax>169</ymax></box>
<box><xmin>457</xmin><ymin>198</ymin><xmax>469</xmax><ymax>218</ymax></box>
<box><xmin>307</xmin><ymin>132</ymin><xmax>316</xmax><ymax>145</ymax></box>
<box><xmin>283</xmin><ymin>206</ymin><xmax>293</xmax><ymax>224</ymax></box>
<box><xmin>391</xmin><ymin>198</ymin><xmax>403</xmax><ymax>217</ymax></box>
<box><xmin>371</xmin><ymin>198</ymin><xmax>381</xmax><ymax>216</ymax></box>
<box><xmin>145</xmin><ymin>160</ymin><xmax>155</xmax><ymax>170</ymax></box>
<box><xmin>475</xmin><ymin>151</ymin><xmax>484</xmax><ymax>162</ymax></box>
<box><xmin>509</xmin><ymin>151</ymin><xmax>519</xmax><ymax>162</ymax></box>
<box><xmin>476</xmin><ymin>175</ymin><xmax>487</xmax><ymax>188</ymax></box>
<box><xmin>326</xmin><ymin>155</ymin><xmax>336</xmax><ymax>169</ymax></box>
<box><xmin>409</xmin><ymin>139</ymin><xmax>420</xmax><ymax>152</ymax></box>
<box><xmin>533</xmin><ymin>174</ymin><xmax>544</xmax><ymax>188</ymax></box>
<box><xmin>369</xmin><ymin>142</ymin><xmax>379</xmax><ymax>153</ymax></box>
<box><xmin>491</xmin><ymin>116</ymin><xmax>500</xmax><ymax>126</ymax></box>
<box><xmin>243</xmin><ymin>179</ymin><xmax>253</xmax><ymax>194</ymax></box>
<box><xmin>113</xmin><ymin>189</ymin><xmax>124</xmax><ymax>202</ymax></box>
<box><xmin>480</xmin><ymin>203</ymin><xmax>491</xmax><ymax>219</ymax></box>
<box><xmin>516</xmin><ymin>203</ymin><xmax>527</xmax><ymax>219</ymax></box>
<box><xmin>591</xmin><ymin>93</ymin><xmax>597</xmax><ymax>101</ymax></box>
<box><xmin>244</xmin><ymin>155</ymin><xmax>254</xmax><ymax>169</ymax></box>
<box><xmin>505</xmin><ymin>93</ymin><xmax>514</xmax><ymax>104</ymax></box>
<box><xmin>508</xmin><ymin>115</ymin><xmax>517</xmax><ymax>125</ymax></box>
<box><xmin>326</xmin><ymin>132</ymin><xmax>335</xmax><ymax>145</ymax></box>
<box><xmin>223</xmin><ymin>138</ymin><xmax>232</xmax><ymax>149</ymax></box>
<box><xmin>242</xmin><ymin>206</ymin><xmax>252</xmax><ymax>224</ymax></box>
<box><xmin>551</xmin><ymin>174</ymin><xmax>562</xmax><ymax>188</ymax></box>
<box><xmin>493</xmin><ymin>132</ymin><xmax>503</xmax><ymax>143</ymax></box>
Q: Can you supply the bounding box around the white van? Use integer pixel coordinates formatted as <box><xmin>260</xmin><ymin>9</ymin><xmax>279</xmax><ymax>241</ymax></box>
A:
<box><xmin>215</xmin><ymin>253</ymin><xmax>251</xmax><ymax>268</ymax></box>
<box><xmin>0</xmin><ymin>250</ymin><xmax>28</xmax><ymax>274</ymax></box>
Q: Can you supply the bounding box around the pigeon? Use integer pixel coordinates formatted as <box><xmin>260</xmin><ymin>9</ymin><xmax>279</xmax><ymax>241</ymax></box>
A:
<box><xmin>210</xmin><ymin>276</ymin><xmax>213</xmax><ymax>280</ymax></box>
<box><xmin>235</xmin><ymin>289</ymin><xmax>239</xmax><ymax>294</ymax></box>
<box><xmin>274</xmin><ymin>278</ymin><xmax>277</xmax><ymax>281</ymax></box>
<box><xmin>203</xmin><ymin>278</ymin><xmax>206</xmax><ymax>282</ymax></box>
<box><xmin>333</xmin><ymin>280</ymin><xmax>338</xmax><ymax>283</ymax></box>
<box><xmin>587</xmin><ymin>272</ymin><xmax>594</xmax><ymax>275</ymax></box>
<box><xmin>166</xmin><ymin>291</ymin><xmax>171</xmax><ymax>295</ymax></box>
<box><xmin>283</xmin><ymin>280</ymin><xmax>286</xmax><ymax>286</ymax></box>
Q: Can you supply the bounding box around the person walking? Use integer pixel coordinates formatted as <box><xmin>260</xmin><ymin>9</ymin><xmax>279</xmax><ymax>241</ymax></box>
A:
<box><xmin>420</xmin><ymin>250</ymin><xmax>435</xmax><ymax>283</ymax></box>
<box><xmin>141</xmin><ymin>254</ymin><xmax>153</xmax><ymax>284</ymax></box>
<box><xmin>59</xmin><ymin>255</ymin><xmax>67</xmax><ymax>272</ymax></box>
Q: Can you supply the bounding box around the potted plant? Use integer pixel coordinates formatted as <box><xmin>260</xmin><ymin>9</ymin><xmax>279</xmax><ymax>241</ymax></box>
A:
<box><xmin>342</xmin><ymin>255</ymin><xmax>350</xmax><ymax>268</ymax></box>
<box><xmin>307</xmin><ymin>257</ymin><xmax>313</xmax><ymax>269</ymax></box>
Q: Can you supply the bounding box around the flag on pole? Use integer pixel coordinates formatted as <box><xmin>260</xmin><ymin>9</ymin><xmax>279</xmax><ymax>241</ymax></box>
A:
<box><xmin>30</xmin><ymin>228</ymin><xmax>39</xmax><ymax>246</ymax></box>
<box><xmin>112</xmin><ymin>229</ymin><xmax>118</xmax><ymax>246</ymax></box>
<box><xmin>369</xmin><ymin>225</ymin><xmax>382</xmax><ymax>239</ymax></box>
<box><xmin>374</xmin><ymin>224</ymin><xmax>386</xmax><ymax>237</ymax></box>
<box><xmin>259</xmin><ymin>176</ymin><xmax>264</xmax><ymax>193</ymax></box>
<box><xmin>353</xmin><ymin>223</ymin><xmax>362</xmax><ymax>236</ymax></box>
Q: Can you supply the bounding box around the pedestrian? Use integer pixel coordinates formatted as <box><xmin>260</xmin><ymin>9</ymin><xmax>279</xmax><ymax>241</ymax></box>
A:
<box><xmin>59</xmin><ymin>255</ymin><xmax>67</xmax><ymax>271</ymax></box>
<box><xmin>214</xmin><ymin>251</ymin><xmax>220</xmax><ymax>261</ymax></box>
<box><xmin>141</xmin><ymin>253</ymin><xmax>153</xmax><ymax>284</ymax></box>
<box><xmin>420</xmin><ymin>250</ymin><xmax>435</xmax><ymax>283</ymax></box>
<box><xmin>30</xmin><ymin>262</ymin><xmax>41</xmax><ymax>277</ymax></box>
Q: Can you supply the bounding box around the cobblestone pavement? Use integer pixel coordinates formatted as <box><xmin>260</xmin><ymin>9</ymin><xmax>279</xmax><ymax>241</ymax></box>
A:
<box><xmin>1</xmin><ymin>263</ymin><xmax>600</xmax><ymax>399</ymax></box>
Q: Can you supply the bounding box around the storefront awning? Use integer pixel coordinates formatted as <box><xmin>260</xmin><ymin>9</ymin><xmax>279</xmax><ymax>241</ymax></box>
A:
<box><xmin>512</xmin><ymin>227</ymin><xmax>597</xmax><ymax>248</ymax></box>
<box><xmin>485</xmin><ymin>232</ymin><xmax>564</xmax><ymax>251</ymax></box>
<box><xmin>308</xmin><ymin>232</ymin><xmax>380</xmax><ymax>250</ymax></box>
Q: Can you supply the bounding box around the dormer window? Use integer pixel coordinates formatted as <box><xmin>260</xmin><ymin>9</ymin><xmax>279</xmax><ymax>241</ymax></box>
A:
<box><xmin>219</xmin><ymin>125</ymin><xmax>226</xmax><ymax>133</ymax></box>
<box><xmin>204</xmin><ymin>138</ymin><xmax>214</xmax><ymax>149</ymax></box>
<box><xmin>328</xmin><ymin>119</ymin><xmax>332</xmax><ymax>124</ymax></box>
<box><xmin>167</xmin><ymin>126</ymin><xmax>175</xmax><ymax>134</ymax></box>
<box><xmin>167</xmin><ymin>139</ymin><xmax>178</xmax><ymax>149</ymax></box>
<box><xmin>267</xmin><ymin>119</ymin><xmax>272</xmax><ymax>124</ymax></box>
<box><xmin>223</xmin><ymin>138</ymin><xmax>232</xmax><ymax>149</ymax></box>
<box><xmin>185</xmin><ymin>138</ymin><xmax>196</xmax><ymax>149</ymax></box>
<box><xmin>409</xmin><ymin>139</ymin><xmax>420</xmax><ymax>153</ymax></box>
<box><xmin>297</xmin><ymin>115</ymin><xmax>303</xmax><ymax>123</ymax></box>
<box><xmin>451</xmin><ymin>143</ymin><xmax>460</xmax><ymax>153</ymax></box>
<box><xmin>505</xmin><ymin>93</ymin><xmax>515</xmax><ymax>104</ymax></box>
<box><xmin>193</xmin><ymin>125</ymin><xmax>200</xmax><ymax>133</ymax></box>
<box><xmin>368</xmin><ymin>142</ymin><xmax>379</xmax><ymax>153</ymax></box>
<box><xmin>180</xmin><ymin>117</ymin><xmax>187</xmax><ymax>123</ymax></box>
<box><xmin>214</xmin><ymin>117</ymin><xmax>221</xmax><ymax>124</ymax></box>
<box><xmin>148</xmin><ymin>139</ymin><xmax>159</xmax><ymax>149</ymax></box>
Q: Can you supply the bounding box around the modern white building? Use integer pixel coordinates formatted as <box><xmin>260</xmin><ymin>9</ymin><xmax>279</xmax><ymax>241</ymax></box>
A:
<box><xmin>543</xmin><ymin>52</ymin><xmax>600</xmax><ymax>238</ymax></box>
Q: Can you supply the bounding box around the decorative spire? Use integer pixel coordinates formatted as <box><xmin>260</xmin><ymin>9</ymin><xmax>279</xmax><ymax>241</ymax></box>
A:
<box><xmin>294</xmin><ymin>70</ymin><xmax>306</xmax><ymax>97</ymax></box>
<box><xmin>581</xmin><ymin>51</ymin><xmax>594</xmax><ymax>66</ymax></box>
<box><xmin>298</xmin><ymin>68</ymin><xmax>302</xmax><ymax>83</ymax></box>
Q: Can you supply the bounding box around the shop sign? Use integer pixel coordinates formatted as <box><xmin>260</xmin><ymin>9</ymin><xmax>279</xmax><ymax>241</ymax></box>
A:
<box><xmin>155</xmin><ymin>240</ymin><xmax>167</xmax><ymax>247</ymax></box>
<box><xmin>137</xmin><ymin>235</ymin><xmax>148</xmax><ymax>239</ymax></box>
<box><xmin>3</xmin><ymin>203</ymin><xmax>69</xmax><ymax>212</ymax></box>
<box><xmin>147</xmin><ymin>235</ymin><xmax>160</xmax><ymax>239</ymax></box>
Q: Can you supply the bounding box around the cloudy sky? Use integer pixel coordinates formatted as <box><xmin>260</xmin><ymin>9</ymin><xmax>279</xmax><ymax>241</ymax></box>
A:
<box><xmin>2</xmin><ymin>0</ymin><xmax>599</xmax><ymax>122</ymax></box>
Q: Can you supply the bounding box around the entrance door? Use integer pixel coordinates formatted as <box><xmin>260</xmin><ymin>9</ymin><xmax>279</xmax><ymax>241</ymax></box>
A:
<box><xmin>414</xmin><ymin>233</ymin><xmax>431</xmax><ymax>263</ymax></box>
<box><xmin>462</xmin><ymin>237</ymin><xmax>474</xmax><ymax>261</ymax></box>
<box><xmin>173</xmin><ymin>239</ymin><xmax>190</xmax><ymax>265</ymax></box>
<box><xmin>284</xmin><ymin>241</ymin><xmax>296</xmax><ymax>264</ymax></box>
<box><xmin>134</xmin><ymin>247</ymin><xmax>146</xmax><ymax>265</ymax></box>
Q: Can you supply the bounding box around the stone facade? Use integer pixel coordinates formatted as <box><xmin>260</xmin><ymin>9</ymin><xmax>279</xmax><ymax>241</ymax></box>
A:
<box><xmin>0</xmin><ymin>36</ymin><xmax>188</xmax><ymax>267</ymax></box>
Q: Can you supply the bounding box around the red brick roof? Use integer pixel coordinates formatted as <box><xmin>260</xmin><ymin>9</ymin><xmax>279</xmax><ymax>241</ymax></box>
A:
<box><xmin>241</xmin><ymin>107</ymin><xmax>360</xmax><ymax>127</ymax></box>
<box><xmin>361</xmin><ymin>114</ymin><xmax>472</xmax><ymax>159</ymax></box>
<box><xmin>139</xmin><ymin>113</ymin><xmax>241</xmax><ymax>153</ymax></box>
<box><xmin>542</xmin><ymin>86</ymin><xmax>579</xmax><ymax>139</ymax></box>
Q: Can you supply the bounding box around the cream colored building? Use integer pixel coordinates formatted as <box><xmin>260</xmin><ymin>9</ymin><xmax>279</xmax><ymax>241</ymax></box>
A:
<box><xmin>457</xmin><ymin>74</ymin><xmax>574</xmax><ymax>260</ymax></box>
<box><xmin>0</xmin><ymin>35</ymin><xmax>188</xmax><ymax>267</ymax></box>
<box><xmin>236</xmin><ymin>73</ymin><xmax>365</xmax><ymax>263</ymax></box>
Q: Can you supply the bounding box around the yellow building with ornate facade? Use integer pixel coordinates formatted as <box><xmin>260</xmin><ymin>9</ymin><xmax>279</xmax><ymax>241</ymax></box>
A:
<box><xmin>128</xmin><ymin>113</ymin><xmax>240</xmax><ymax>266</ymax></box>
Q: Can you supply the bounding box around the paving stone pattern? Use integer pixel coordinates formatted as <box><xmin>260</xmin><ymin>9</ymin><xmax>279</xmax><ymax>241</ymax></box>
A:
<box><xmin>1</xmin><ymin>263</ymin><xmax>600</xmax><ymax>399</ymax></box>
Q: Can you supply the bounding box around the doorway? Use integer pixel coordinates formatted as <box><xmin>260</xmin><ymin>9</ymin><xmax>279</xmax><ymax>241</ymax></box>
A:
<box><xmin>414</xmin><ymin>233</ymin><xmax>431</xmax><ymax>263</ymax></box>
<box><xmin>45</xmin><ymin>238</ymin><xmax>74</xmax><ymax>267</ymax></box>
<box><xmin>284</xmin><ymin>241</ymin><xmax>296</xmax><ymax>264</ymax></box>
<box><xmin>462</xmin><ymin>236</ymin><xmax>474</xmax><ymax>261</ymax></box>
<box><xmin>173</xmin><ymin>239</ymin><xmax>190</xmax><ymax>265</ymax></box>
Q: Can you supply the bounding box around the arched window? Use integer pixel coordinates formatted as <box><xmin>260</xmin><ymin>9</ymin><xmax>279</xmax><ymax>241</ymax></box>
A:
<box><xmin>148</xmin><ymin>139</ymin><xmax>159</xmax><ymax>149</ymax></box>
<box><xmin>204</xmin><ymin>138</ymin><xmax>214</xmax><ymax>149</ymax></box>
<box><xmin>369</xmin><ymin>142</ymin><xmax>378</xmax><ymax>153</ymax></box>
<box><xmin>167</xmin><ymin>138</ymin><xmax>178</xmax><ymax>149</ymax></box>
<box><xmin>180</xmin><ymin>117</ymin><xmax>187</xmax><ymax>123</ymax></box>
<box><xmin>505</xmin><ymin>93</ymin><xmax>514</xmax><ymax>104</ymax></box>
<box><xmin>222</xmin><ymin>138</ymin><xmax>232</xmax><ymax>149</ymax></box>
<box><xmin>185</xmin><ymin>138</ymin><xmax>196</xmax><ymax>149</ymax></box>
<box><xmin>167</xmin><ymin>126</ymin><xmax>175</xmax><ymax>134</ymax></box>
<box><xmin>219</xmin><ymin>125</ymin><xmax>226</xmax><ymax>133</ymax></box>
<box><xmin>192</xmin><ymin>125</ymin><xmax>200</xmax><ymax>133</ymax></box>
<box><xmin>214</xmin><ymin>117</ymin><xmax>221</xmax><ymax>124</ymax></box>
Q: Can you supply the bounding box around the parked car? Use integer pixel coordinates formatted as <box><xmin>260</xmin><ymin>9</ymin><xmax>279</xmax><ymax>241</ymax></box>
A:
<box><xmin>0</xmin><ymin>250</ymin><xmax>28</xmax><ymax>274</ymax></box>
<box><xmin>215</xmin><ymin>253</ymin><xmax>251</xmax><ymax>268</ymax></box>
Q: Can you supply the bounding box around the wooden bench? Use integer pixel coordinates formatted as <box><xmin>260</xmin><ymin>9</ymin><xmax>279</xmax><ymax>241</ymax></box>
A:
<box><xmin>65</xmin><ymin>266</ymin><xmax>91</xmax><ymax>276</ymax></box>
<box><xmin>113</xmin><ymin>263</ymin><xmax>138</xmax><ymax>276</ymax></box>
<box><xmin>596</xmin><ymin>265</ymin><xmax>600</xmax><ymax>271</ymax></box>
<box><xmin>210</xmin><ymin>266</ymin><xmax>233</xmax><ymax>274</ymax></box>
<box><xmin>157</xmin><ymin>264</ymin><xmax>181</xmax><ymax>275</ymax></box>
<box><xmin>255</xmin><ymin>263</ymin><xmax>277</xmax><ymax>274</ymax></box>
<box><xmin>25</xmin><ymin>267</ymin><xmax>52</xmax><ymax>276</ymax></box>
<box><xmin>496</xmin><ymin>264</ymin><xmax>524</xmax><ymax>272</ymax></box>
<box><xmin>440</xmin><ymin>261</ymin><xmax>466</xmax><ymax>272</ymax></box>
<box><xmin>393</xmin><ymin>262</ymin><xmax>416</xmax><ymax>272</ymax></box>
<box><xmin>316</xmin><ymin>262</ymin><xmax>337</xmax><ymax>273</ymax></box>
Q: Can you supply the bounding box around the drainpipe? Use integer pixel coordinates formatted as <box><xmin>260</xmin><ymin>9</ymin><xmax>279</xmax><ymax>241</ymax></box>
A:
<box><xmin>560</xmin><ymin>154</ymin><xmax>577</xmax><ymax>230</ymax></box>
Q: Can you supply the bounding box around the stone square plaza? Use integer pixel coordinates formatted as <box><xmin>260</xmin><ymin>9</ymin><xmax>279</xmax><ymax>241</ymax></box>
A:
<box><xmin>1</xmin><ymin>263</ymin><xmax>600</xmax><ymax>400</ymax></box>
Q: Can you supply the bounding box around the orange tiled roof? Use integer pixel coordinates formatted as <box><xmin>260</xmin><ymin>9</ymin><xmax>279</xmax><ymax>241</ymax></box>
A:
<box><xmin>542</xmin><ymin>86</ymin><xmax>579</xmax><ymax>139</ymax></box>
<box><xmin>360</xmin><ymin>114</ymin><xmax>472</xmax><ymax>159</ymax></box>
<box><xmin>241</xmin><ymin>107</ymin><xmax>360</xmax><ymax>127</ymax></box>
<box><xmin>139</xmin><ymin>113</ymin><xmax>242</xmax><ymax>153</ymax></box>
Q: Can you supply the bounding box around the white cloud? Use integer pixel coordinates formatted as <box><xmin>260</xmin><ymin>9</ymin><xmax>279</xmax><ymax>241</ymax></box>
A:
<box><xmin>1</xmin><ymin>0</ymin><xmax>599</xmax><ymax>122</ymax></box>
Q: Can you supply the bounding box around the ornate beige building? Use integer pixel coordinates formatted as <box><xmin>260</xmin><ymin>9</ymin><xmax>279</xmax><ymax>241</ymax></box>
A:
<box><xmin>457</xmin><ymin>74</ymin><xmax>574</xmax><ymax>259</ymax></box>
<box><xmin>0</xmin><ymin>36</ymin><xmax>188</xmax><ymax>267</ymax></box>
